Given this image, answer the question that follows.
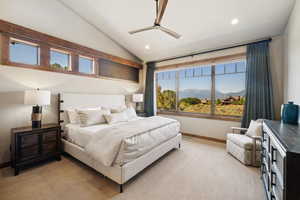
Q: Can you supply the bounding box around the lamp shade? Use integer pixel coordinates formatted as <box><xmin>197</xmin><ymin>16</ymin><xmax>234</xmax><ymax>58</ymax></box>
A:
<box><xmin>24</xmin><ymin>90</ymin><xmax>51</xmax><ymax>105</ymax></box>
<box><xmin>132</xmin><ymin>94</ymin><xmax>144</xmax><ymax>103</ymax></box>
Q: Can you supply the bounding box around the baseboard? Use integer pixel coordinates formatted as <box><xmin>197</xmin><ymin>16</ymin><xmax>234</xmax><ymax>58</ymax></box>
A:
<box><xmin>182</xmin><ymin>133</ymin><xmax>226</xmax><ymax>143</ymax></box>
<box><xmin>0</xmin><ymin>161</ymin><xmax>11</xmax><ymax>169</ymax></box>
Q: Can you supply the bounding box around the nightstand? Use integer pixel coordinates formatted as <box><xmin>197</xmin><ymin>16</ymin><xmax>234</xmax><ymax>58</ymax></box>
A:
<box><xmin>11</xmin><ymin>124</ymin><xmax>61</xmax><ymax>175</ymax></box>
<box><xmin>136</xmin><ymin>112</ymin><xmax>147</xmax><ymax>117</ymax></box>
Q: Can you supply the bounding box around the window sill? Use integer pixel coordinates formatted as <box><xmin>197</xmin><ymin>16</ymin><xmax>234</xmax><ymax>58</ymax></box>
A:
<box><xmin>1</xmin><ymin>61</ymin><xmax>139</xmax><ymax>83</ymax></box>
<box><xmin>157</xmin><ymin>111</ymin><xmax>242</xmax><ymax>122</ymax></box>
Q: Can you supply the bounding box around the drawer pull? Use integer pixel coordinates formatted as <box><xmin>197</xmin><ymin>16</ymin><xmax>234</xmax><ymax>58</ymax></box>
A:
<box><xmin>271</xmin><ymin>171</ymin><xmax>276</xmax><ymax>186</ymax></box>
<box><xmin>271</xmin><ymin>146</ymin><xmax>277</xmax><ymax>163</ymax></box>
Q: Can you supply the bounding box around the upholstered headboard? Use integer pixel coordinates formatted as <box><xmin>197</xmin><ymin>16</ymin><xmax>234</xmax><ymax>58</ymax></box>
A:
<box><xmin>58</xmin><ymin>92</ymin><xmax>126</xmax><ymax>128</ymax></box>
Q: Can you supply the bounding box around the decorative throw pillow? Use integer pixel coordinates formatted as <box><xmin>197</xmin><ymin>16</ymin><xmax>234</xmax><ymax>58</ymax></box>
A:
<box><xmin>77</xmin><ymin>108</ymin><xmax>110</xmax><ymax>127</ymax></box>
<box><xmin>104</xmin><ymin>112</ymin><xmax>128</xmax><ymax>124</ymax></box>
<box><xmin>124</xmin><ymin>106</ymin><xmax>137</xmax><ymax>120</ymax></box>
<box><xmin>66</xmin><ymin>109</ymin><xmax>80</xmax><ymax>124</ymax></box>
<box><xmin>67</xmin><ymin>107</ymin><xmax>101</xmax><ymax>124</ymax></box>
<box><xmin>246</xmin><ymin>120</ymin><xmax>263</xmax><ymax>137</ymax></box>
<box><xmin>108</xmin><ymin>105</ymin><xmax>126</xmax><ymax>113</ymax></box>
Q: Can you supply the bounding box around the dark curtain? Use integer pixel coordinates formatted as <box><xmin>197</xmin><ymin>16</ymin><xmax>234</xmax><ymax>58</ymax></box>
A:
<box><xmin>241</xmin><ymin>41</ymin><xmax>275</xmax><ymax>128</ymax></box>
<box><xmin>144</xmin><ymin>62</ymin><xmax>156</xmax><ymax>117</ymax></box>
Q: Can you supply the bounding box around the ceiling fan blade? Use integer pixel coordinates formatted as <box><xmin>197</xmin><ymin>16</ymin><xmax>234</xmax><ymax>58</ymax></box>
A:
<box><xmin>129</xmin><ymin>26</ymin><xmax>155</xmax><ymax>34</ymax></box>
<box><xmin>155</xmin><ymin>0</ymin><xmax>168</xmax><ymax>24</ymax></box>
<box><xmin>159</xmin><ymin>26</ymin><xmax>181</xmax><ymax>39</ymax></box>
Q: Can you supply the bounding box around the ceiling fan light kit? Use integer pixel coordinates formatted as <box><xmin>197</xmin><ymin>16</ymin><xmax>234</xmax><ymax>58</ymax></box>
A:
<box><xmin>129</xmin><ymin>0</ymin><xmax>181</xmax><ymax>39</ymax></box>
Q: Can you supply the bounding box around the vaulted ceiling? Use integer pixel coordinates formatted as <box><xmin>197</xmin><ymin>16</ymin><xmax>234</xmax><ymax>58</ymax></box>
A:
<box><xmin>59</xmin><ymin>0</ymin><xmax>295</xmax><ymax>62</ymax></box>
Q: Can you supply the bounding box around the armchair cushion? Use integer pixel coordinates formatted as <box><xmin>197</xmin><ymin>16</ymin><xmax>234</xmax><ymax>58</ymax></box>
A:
<box><xmin>245</xmin><ymin>120</ymin><xmax>262</xmax><ymax>137</ymax></box>
<box><xmin>227</xmin><ymin>133</ymin><xmax>261</xmax><ymax>151</ymax></box>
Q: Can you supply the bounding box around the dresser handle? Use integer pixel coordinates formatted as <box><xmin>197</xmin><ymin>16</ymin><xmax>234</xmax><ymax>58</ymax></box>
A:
<box><xmin>271</xmin><ymin>146</ymin><xmax>277</xmax><ymax>163</ymax></box>
<box><xmin>262</xmin><ymin>132</ymin><xmax>267</xmax><ymax>142</ymax></box>
<box><xmin>271</xmin><ymin>171</ymin><xmax>276</xmax><ymax>186</ymax></box>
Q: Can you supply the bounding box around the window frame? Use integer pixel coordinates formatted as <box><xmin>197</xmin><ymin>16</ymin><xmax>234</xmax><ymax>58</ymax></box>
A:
<box><xmin>78</xmin><ymin>55</ymin><xmax>95</xmax><ymax>74</ymax></box>
<box><xmin>9</xmin><ymin>38</ymin><xmax>40</xmax><ymax>66</ymax></box>
<box><xmin>50</xmin><ymin>48</ymin><xmax>72</xmax><ymax>71</ymax></box>
<box><xmin>0</xmin><ymin>20</ymin><xmax>142</xmax><ymax>83</ymax></box>
<box><xmin>156</xmin><ymin>59</ymin><xmax>246</xmax><ymax>122</ymax></box>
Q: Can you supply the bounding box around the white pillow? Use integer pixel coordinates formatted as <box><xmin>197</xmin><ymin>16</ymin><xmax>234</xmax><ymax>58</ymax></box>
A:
<box><xmin>104</xmin><ymin>112</ymin><xmax>128</xmax><ymax>124</ymax></box>
<box><xmin>124</xmin><ymin>106</ymin><xmax>137</xmax><ymax>120</ymax></box>
<box><xmin>246</xmin><ymin>120</ymin><xmax>262</xmax><ymax>137</ymax></box>
<box><xmin>110</xmin><ymin>105</ymin><xmax>127</xmax><ymax>113</ymax></box>
<box><xmin>66</xmin><ymin>107</ymin><xmax>101</xmax><ymax>124</ymax></box>
<box><xmin>77</xmin><ymin>108</ymin><xmax>110</xmax><ymax>127</ymax></box>
<box><xmin>66</xmin><ymin>109</ymin><xmax>80</xmax><ymax>124</ymax></box>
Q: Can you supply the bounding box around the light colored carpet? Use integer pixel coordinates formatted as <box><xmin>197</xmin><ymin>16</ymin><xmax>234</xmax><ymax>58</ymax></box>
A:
<box><xmin>0</xmin><ymin>136</ymin><xmax>265</xmax><ymax>200</ymax></box>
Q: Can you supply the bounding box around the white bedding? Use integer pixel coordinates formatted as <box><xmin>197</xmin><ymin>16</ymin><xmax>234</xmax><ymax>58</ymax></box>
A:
<box><xmin>85</xmin><ymin>116</ymin><xmax>180</xmax><ymax>166</ymax></box>
<box><xmin>64</xmin><ymin>117</ymin><xmax>143</xmax><ymax>147</ymax></box>
<box><xmin>64</xmin><ymin>116</ymin><xmax>180</xmax><ymax>167</ymax></box>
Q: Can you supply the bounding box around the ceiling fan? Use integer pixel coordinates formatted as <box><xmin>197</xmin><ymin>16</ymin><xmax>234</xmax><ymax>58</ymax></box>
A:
<box><xmin>129</xmin><ymin>0</ymin><xmax>181</xmax><ymax>39</ymax></box>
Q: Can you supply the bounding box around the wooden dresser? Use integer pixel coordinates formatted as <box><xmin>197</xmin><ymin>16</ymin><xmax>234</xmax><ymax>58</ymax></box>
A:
<box><xmin>11</xmin><ymin>124</ymin><xmax>61</xmax><ymax>175</ymax></box>
<box><xmin>262</xmin><ymin>120</ymin><xmax>300</xmax><ymax>200</ymax></box>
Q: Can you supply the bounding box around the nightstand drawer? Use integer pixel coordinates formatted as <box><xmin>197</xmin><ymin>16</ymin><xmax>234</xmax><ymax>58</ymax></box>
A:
<box><xmin>43</xmin><ymin>142</ymin><xmax>57</xmax><ymax>155</ymax></box>
<box><xmin>20</xmin><ymin>145</ymin><xmax>40</xmax><ymax>161</ymax></box>
<box><xmin>20</xmin><ymin>133</ymin><xmax>39</xmax><ymax>148</ymax></box>
<box><xmin>43</xmin><ymin>130</ymin><xmax>57</xmax><ymax>143</ymax></box>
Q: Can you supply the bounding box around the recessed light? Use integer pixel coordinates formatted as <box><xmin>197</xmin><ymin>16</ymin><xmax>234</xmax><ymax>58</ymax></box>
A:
<box><xmin>145</xmin><ymin>45</ymin><xmax>150</xmax><ymax>50</ymax></box>
<box><xmin>231</xmin><ymin>18</ymin><xmax>239</xmax><ymax>25</ymax></box>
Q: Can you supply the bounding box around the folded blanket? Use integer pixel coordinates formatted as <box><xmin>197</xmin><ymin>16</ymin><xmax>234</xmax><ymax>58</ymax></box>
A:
<box><xmin>85</xmin><ymin>116</ymin><xmax>179</xmax><ymax>166</ymax></box>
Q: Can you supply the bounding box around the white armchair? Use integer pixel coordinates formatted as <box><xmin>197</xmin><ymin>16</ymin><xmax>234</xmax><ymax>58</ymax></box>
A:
<box><xmin>226</xmin><ymin>125</ymin><xmax>262</xmax><ymax>167</ymax></box>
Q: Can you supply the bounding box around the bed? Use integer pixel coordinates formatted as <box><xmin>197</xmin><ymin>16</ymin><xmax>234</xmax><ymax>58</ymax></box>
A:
<box><xmin>58</xmin><ymin>92</ymin><xmax>182</xmax><ymax>192</ymax></box>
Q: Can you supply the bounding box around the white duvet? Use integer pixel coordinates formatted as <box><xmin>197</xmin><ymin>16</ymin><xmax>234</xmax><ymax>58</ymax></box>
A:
<box><xmin>85</xmin><ymin>116</ymin><xmax>180</xmax><ymax>166</ymax></box>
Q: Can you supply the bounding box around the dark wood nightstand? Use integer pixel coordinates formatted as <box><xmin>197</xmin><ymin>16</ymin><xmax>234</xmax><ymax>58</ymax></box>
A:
<box><xmin>11</xmin><ymin>124</ymin><xmax>61</xmax><ymax>175</ymax></box>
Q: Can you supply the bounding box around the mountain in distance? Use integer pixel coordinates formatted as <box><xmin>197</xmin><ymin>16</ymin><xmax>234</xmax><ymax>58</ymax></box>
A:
<box><xmin>178</xmin><ymin>89</ymin><xmax>245</xmax><ymax>99</ymax></box>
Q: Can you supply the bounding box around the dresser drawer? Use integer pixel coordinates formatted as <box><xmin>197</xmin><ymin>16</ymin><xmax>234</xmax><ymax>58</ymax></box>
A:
<box><xmin>19</xmin><ymin>133</ymin><xmax>39</xmax><ymax>148</ymax></box>
<box><xmin>270</xmin><ymin>140</ymin><xmax>285</xmax><ymax>181</ymax></box>
<box><xmin>19</xmin><ymin>145</ymin><xmax>40</xmax><ymax>161</ymax></box>
<box><xmin>43</xmin><ymin>130</ymin><xmax>58</xmax><ymax>143</ymax></box>
<box><xmin>43</xmin><ymin>142</ymin><xmax>57</xmax><ymax>155</ymax></box>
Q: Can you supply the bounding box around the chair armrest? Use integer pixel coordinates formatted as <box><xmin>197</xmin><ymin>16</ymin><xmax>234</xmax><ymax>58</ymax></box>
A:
<box><xmin>231</xmin><ymin>127</ymin><xmax>248</xmax><ymax>134</ymax></box>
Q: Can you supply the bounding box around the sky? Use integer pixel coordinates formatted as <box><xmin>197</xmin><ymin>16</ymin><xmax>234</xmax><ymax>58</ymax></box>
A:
<box><xmin>157</xmin><ymin>61</ymin><xmax>246</xmax><ymax>94</ymax></box>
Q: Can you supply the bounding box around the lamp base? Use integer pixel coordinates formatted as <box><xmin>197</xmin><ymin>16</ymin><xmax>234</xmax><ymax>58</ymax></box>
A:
<box><xmin>32</xmin><ymin>106</ymin><xmax>42</xmax><ymax>128</ymax></box>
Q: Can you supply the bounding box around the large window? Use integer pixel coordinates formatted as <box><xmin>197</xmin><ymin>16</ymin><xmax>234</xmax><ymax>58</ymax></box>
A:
<box><xmin>156</xmin><ymin>70</ymin><xmax>177</xmax><ymax>111</ymax></box>
<box><xmin>79</xmin><ymin>56</ymin><xmax>94</xmax><ymax>74</ymax></box>
<box><xmin>9</xmin><ymin>39</ymin><xmax>40</xmax><ymax>65</ymax></box>
<box><xmin>156</xmin><ymin>60</ymin><xmax>246</xmax><ymax>119</ymax></box>
<box><xmin>50</xmin><ymin>49</ymin><xmax>71</xmax><ymax>70</ymax></box>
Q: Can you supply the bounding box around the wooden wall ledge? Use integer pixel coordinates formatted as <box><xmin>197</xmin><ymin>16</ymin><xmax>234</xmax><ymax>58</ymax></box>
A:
<box><xmin>0</xmin><ymin>19</ymin><xmax>142</xmax><ymax>69</ymax></box>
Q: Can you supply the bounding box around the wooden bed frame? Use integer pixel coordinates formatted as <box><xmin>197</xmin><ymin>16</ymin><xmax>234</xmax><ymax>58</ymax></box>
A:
<box><xmin>58</xmin><ymin>92</ymin><xmax>182</xmax><ymax>192</ymax></box>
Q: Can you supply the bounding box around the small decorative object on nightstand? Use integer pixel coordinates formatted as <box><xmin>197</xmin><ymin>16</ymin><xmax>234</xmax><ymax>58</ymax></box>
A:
<box><xmin>11</xmin><ymin>124</ymin><xmax>61</xmax><ymax>176</ymax></box>
<box><xmin>24</xmin><ymin>89</ymin><xmax>51</xmax><ymax>128</ymax></box>
<box><xmin>136</xmin><ymin>112</ymin><xmax>147</xmax><ymax>117</ymax></box>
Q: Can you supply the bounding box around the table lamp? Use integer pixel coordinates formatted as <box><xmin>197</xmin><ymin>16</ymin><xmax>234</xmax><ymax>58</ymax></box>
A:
<box><xmin>24</xmin><ymin>89</ymin><xmax>51</xmax><ymax>128</ymax></box>
<box><xmin>132</xmin><ymin>93</ymin><xmax>144</xmax><ymax>112</ymax></box>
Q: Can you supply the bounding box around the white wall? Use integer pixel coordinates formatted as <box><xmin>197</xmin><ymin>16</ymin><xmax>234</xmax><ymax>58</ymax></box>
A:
<box><xmin>0</xmin><ymin>0</ymin><xmax>139</xmax><ymax>62</ymax></box>
<box><xmin>157</xmin><ymin>37</ymin><xmax>284</xmax><ymax>140</ymax></box>
<box><xmin>0</xmin><ymin>0</ymin><xmax>142</xmax><ymax>164</ymax></box>
<box><xmin>284</xmin><ymin>0</ymin><xmax>300</xmax><ymax>104</ymax></box>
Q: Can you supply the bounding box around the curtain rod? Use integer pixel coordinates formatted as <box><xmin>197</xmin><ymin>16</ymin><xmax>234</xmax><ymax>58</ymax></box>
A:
<box><xmin>152</xmin><ymin>38</ymin><xmax>272</xmax><ymax>63</ymax></box>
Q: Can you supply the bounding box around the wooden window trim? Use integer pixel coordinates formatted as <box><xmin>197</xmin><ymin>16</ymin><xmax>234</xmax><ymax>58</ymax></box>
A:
<box><xmin>0</xmin><ymin>19</ymin><xmax>141</xmax><ymax>83</ymax></box>
<box><xmin>0</xmin><ymin>19</ymin><xmax>142</xmax><ymax>69</ymax></box>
